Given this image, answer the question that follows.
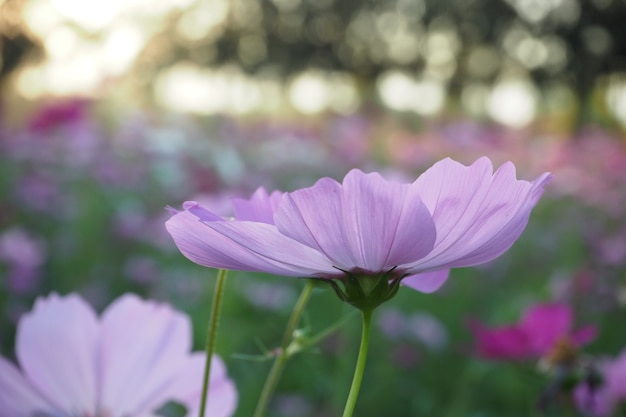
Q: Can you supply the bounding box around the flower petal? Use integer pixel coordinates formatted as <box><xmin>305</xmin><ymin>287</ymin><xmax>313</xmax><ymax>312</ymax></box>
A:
<box><xmin>275</xmin><ymin>170</ymin><xmax>436</xmax><ymax>272</ymax></box>
<box><xmin>341</xmin><ymin>170</ymin><xmax>436</xmax><ymax>270</ymax></box>
<box><xmin>167</xmin><ymin>207</ymin><xmax>336</xmax><ymax>276</ymax></box>
<box><xmin>206</xmin><ymin>221</ymin><xmax>337</xmax><ymax>276</ymax></box>
<box><xmin>401</xmin><ymin>269</ymin><xmax>450</xmax><ymax>293</ymax></box>
<box><xmin>274</xmin><ymin>176</ymin><xmax>357</xmax><ymax>268</ymax></box>
<box><xmin>0</xmin><ymin>356</ymin><xmax>54</xmax><ymax>417</ymax></box>
<box><xmin>409</xmin><ymin>157</ymin><xmax>551</xmax><ymax>270</ymax></box>
<box><xmin>605</xmin><ymin>349</ymin><xmax>626</xmax><ymax>399</ymax></box>
<box><xmin>169</xmin><ymin>354</ymin><xmax>238</xmax><ymax>417</ymax></box>
<box><xmin>99</xmin><ymin>294</ymin><xmax>192</xmax><ymax>416</ymax></box>
<box><xmin>16</xmin><ymin>293</ymin><xmax>99</xmax><ymax>415</ymax></box>
<box><xmin>519</xmin><ymin>303</ymin><xmax>572</xmax><ymax>354</ymax></box>
<box><xmin>232</xmin><ymin>187</ymin><xmax>283</xmax><ymax>223</ymax></box>
<box><xmin>571</xmin><ymin>325</ymin><xmax>597</xmax><ymax>347</ymax></box>
<box><xmin>574</xmin><ymin>375</ymin><xmax>614</xmax><ymax>417</ymax></box>
<box><xmin>469</xmin><ymin>321</ymin><xmax>530</xmax><ymax>360</ymax></box>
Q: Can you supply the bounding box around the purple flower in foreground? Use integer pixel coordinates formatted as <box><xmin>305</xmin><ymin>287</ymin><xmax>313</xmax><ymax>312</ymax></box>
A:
<box><xmin>167</xmin><ymin>157</ymin><xmax>551</xmax><ymax>309</ymax></box>
<box><xmin>575</xmin><ymin>348</ymin><xmax>626</xmax><ymax>416</ymax></box>
<box><xmin>470</xmin><ymin>303</ymin><xmax>596</xmax><ymax>361</ymax></box>
<box><xmin>0</xmin><ymin>293</ymin><xmax>237</xmax><ymax>417</ymax></box>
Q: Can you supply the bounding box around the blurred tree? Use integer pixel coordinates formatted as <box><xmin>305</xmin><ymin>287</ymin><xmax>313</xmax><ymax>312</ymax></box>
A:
<box><xmin>163</xmin><ymin>0</ymin><xmax>626</xmax><ymax>124</ymax></box>
<box><xmin>0</xmin><ymin>0</ymin><xmax>39</xmax><ymax>106</ymax></box>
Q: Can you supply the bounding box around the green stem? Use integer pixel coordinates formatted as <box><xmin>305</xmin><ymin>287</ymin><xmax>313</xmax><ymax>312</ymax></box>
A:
<box><xmin>253</xmin><ymin>280</ymin><xmax>315</xmax><ymax>417</ymax></box>
<box><xmin>342</xmin><ymin>309</ymin><xmax>373</xmax><ymax>417</ymax></box>
<box><xmin>199</xmin><ymin>268</ymin><xmax>229</xmax><ymax>417</ymax></box>
<box><xmin>300</xmin><ymin>310</ymin><xmax>358</xmax><ymax>350</ymax></box>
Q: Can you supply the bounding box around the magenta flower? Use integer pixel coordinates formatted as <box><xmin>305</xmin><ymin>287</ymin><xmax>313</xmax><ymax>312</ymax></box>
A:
<box><xmin>575</xmin><ymin>348</ymin><xmax>626</xmax><ymax>416</ymax></box>
<box><xmin>28</xmin><ymin>99</ymin><xmax>88</xmax><ymax>133</ymax></box>
<box><xmin>167</xmin><ymin>157</ymin><xmax>551</xmax><ymax>309</ymax></box>
<box><xmin>470</xmin><ymin>303</ymin><xmax>596</xmax><ymax>361</ymax></box>
<box><xmin>0</xmin><ymin>293</ymin><xmax>237</xmax><ymax>417</ymax></box>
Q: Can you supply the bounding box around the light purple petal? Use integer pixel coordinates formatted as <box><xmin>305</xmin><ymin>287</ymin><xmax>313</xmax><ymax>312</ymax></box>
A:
<box><xmin>170</xmin><ymin>354</ymin><xmax>238</xmax><ymax>417</ymax></box>
<box><xmin>519</xmin><ymin>303</ymin><xmax>572</xmax><ymax>354</ymax></box>
<box><xmin>182</xmin><ymin>201</ymin><xmax>223</xmax><ymax>221</ymax></box>
<box><xmin>16</xmin><ymin>293</ymin><xmax>99</xmax><ymax>415</ymax></box>
<box><xmin>575</xmin><ymin>353</ymin><xmax>620</xmax><ymax>417</ymax></box>
<box><xmin>274</xmin><ymin>177</ymin><xmax>358</xmax><ymax>268</ymax></box>
<box><xmin>445</xmin><ymin>169</ymin><xmax>552</xmax><ymax>267</ymax></box>
<box><xmin>0</xmin><ymin>356</ymin><xmax>54</xmax><ymax>417</ymax></box>
<box><xmin>408</xmin><ymin>157</ymin><xmax>551</xmax><ymax>271</ymax></box>
<box><xmin>100</xmin><ymin>294</ymin><xmax>192</xmax><ymax>416</ymax></box>
<box><xmin>275</xmin><ymin>170</ymin><xmax>436</xmax><ymax>272</ymax></box>
<box><xmin>167</xmin><ymin>208</ymin><xmax>336</xmax><ymax>276</ymax></box>
<box><xmin>606</xmin><ymin>349</ymin><xmax>626</xmax><ymax>398</ymax></box>
<box><xmin>575</xmin><ymin>349</ymin><xmax>626</xmax><ymax>416</ymax></box>
<box><xmin>401</xmin><ymin>269</ymin><xmax>450</xmax><ymax>293</ymax></box>
<box><xmin>574</xmin><ymin>382</ymin><xmax>613</xmax><ymax>417</ymax></box>
<box><xmin>341</xmin><ymin>170</ymin><xmax>436</xmax><ymax>270</ymax></box>
<box><xmin>206</xmin><ymin>221</ymin><xmax>337</xmax><ymax>276</ymax></box>
<box><xmin>232</xmin><ymin>187</ymin><xmax>283</xmax><ymax>224</ymax></box>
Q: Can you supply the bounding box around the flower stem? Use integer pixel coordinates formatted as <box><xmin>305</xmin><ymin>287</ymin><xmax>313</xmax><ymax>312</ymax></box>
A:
<box><xmin>342</xmin><ymin>308</ymin><xmax>373</xmax><ymax>417</ymax></box>
<box><xmin>253</xmin><ymin>280</ymin><xmax>315</xmax><ymax>417</ymax></box>
<box><xmin>199</xmin><ymin>268</ymin><xmax>229</xmax><ymax>417</ymax></box>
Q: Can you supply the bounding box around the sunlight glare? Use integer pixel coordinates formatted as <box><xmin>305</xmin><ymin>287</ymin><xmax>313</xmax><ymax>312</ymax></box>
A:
<box><xmin>487</xmin><ymin>79</ymin><xmax>538</xmax><ymax>127</ymax></box>
<box><xmin>377</xmin><ymin>71</ymin><xmax>445</xmax><ymax>115</ymax></box>
<box><xmin>287</xmin><ymin>70</ymin><xmax>361</xmax><ymax>114</ymax></box>
<box><xmin>606</xmin><ymin>77</ymin><xmax>626</xmax><ymax>128</ymax></box>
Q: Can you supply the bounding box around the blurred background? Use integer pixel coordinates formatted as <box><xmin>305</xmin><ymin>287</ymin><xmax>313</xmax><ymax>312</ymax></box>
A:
<box><xmin>2</xmin><ymin>0</ymin><xmax>626</xmax><ymax>128</ymax></box>
<box><xmin>1</xmin><ymin>0</ymin><xmax>626</xmax><ymax>416</ymax></box>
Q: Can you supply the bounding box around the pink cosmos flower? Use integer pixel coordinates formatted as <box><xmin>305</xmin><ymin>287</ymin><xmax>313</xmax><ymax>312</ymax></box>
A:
<box><xmin>166</xmin><ymin>157</ymin><xmax>551</xmax><ymax>306</ymax></box>
<box><xmin>0</xmin><ymin>293</ymin><xmax>237</xmax><ymax>417</ymax></box>
<box><xmin>28</xmin><ymin>99</ymin><xmax>88</xmax><ymax>133</ymax></box>
<box><xmin>470</xmin><ymin>303</ymin><xmax>596</xmax><ymax>361</ymax></box>
<box><xmin>0</xmin><ymin>227</ymin><xmax>46</xmax><ymax>293</ymax></box>
<box><xmin>575</xmin><ymin>348</ymin><xmax>626</xmax><ymax>416</ymax></box>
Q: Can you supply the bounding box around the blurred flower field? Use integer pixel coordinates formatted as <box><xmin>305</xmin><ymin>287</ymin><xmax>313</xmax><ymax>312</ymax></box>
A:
<box><xmin>1</xmin><ymin>99</ymin><xmax>625</xmax><ymax>416</ymax></box>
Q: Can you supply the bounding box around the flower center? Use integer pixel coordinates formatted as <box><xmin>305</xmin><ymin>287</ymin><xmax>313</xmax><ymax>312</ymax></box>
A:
<box><xmin>544</xmin><ymin>336</ymin><xmax>579</xmax><ymax>367</ymax></box>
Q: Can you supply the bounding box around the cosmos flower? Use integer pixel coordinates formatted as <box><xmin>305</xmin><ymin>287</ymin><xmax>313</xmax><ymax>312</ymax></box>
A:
<box><xmin>166</xmin><ymin>157</ymin><xmax>551</xmax><ymax>308</ymax></box>
<box><xmin>470</xmin><ymin>303</ymin><xmax>596</xmax><ymax>361</ymax></box>
<box><xmin>575</xmin><ymin>348</ymin><xmax>626</xmax><ymax>416</ymax></box>
<box><xmin>0</xmin><ymin>227</ymin><xmax>46</xmax><ymax>293</ymax></box>
<box><xmin>0</xmin><ymin>293</ymin><xmax>237</xmax><ymax>417</ymax></box>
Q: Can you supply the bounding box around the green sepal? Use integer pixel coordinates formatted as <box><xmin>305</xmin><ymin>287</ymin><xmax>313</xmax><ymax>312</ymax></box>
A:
<box><xmin>315</xmin><ymin>267</ymin><xmax>404</xmax><ymax>312</ymax></box>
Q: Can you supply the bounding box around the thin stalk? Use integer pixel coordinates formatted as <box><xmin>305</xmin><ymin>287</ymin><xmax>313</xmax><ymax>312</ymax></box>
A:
<box><xmin>199</xmin><ymin>268</ymin><xmax>229</xmax><ymax>417</ymax></box>
<box><xmin>253</xmin><ymin>280</ymin><xmax>315</xmax><ymax>417</ymax></box>
<box><xmin>341</xmin><ymin>308</ymin><xmax>373</xmax><ymax>417</ymax></box>
<box><xmin>300</xmin><ymin>310</ymin><xmax>358</xmax><ymax>350</ymax></box>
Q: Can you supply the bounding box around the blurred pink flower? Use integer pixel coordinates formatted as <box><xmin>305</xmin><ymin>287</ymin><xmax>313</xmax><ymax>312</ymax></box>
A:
<box><xmin>167</xmin><ymin>157</ymin><xmax>551</xmax><ymax>302</ymax></box>
<box><xmin>470</xmin><ymin>303</ymin><xmax>596</xmax><ymax>361</ymax></box>
<box><xmin>28</xmin><ymin>99</ymin><xmax>88</xmax><ymax>133</ymax></box>
<box><xmin>0</xmin><ymin>293</ymin><xmax>237</xmax><ymax>417</ymax></box>
<box><xmin>575</xmin><ymin>348</ymin><xmax>626</xmax><ymax>416</ymax></box>
<box><xmin>0</xmin><ymin>227</ymin><xmax>46</xmax><ymax>293</ymax></box>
